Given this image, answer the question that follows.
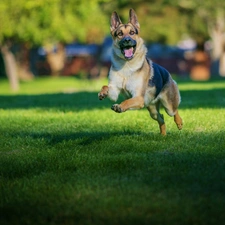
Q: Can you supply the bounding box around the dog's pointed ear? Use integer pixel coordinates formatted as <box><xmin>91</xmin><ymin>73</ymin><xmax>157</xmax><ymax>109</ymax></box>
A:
<box><xmin>129</xmin><ymin>9</ymin><xmax>140</xmax><ymax>29</ymax></box>
<box><xmin>110</xmin><ymin>11</ymin><xmax>122</xmax><ymax>32</ymax></box>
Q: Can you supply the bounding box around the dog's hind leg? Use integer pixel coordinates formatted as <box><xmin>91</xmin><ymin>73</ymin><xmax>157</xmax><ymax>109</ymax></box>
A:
<box><xmin>158</xmin><ymin>80</ymin><xmax>183</xmax><ymax>131</ymax></box>
<box><xmin>174</xmin><ymin>111</ymin><xmax>183</xmax><ymax>130</ymax></box>
<box><xmin>159</xmin><ymin>91</ymin><xmax>183</xmax><ymax>131</ymax></box>
<box><xmin>147</xmin><ymin>103</ymin><xmax>166</xmax><ymax>135</ymax></box>
<box><xmin>161</xmin><ymin>105</ymin><xmax>183</xmax><ymax>130</ymax></box>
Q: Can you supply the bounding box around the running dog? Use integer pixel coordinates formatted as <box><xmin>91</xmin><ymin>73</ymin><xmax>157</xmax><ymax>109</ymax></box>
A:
<box><xmin>98</xmin><ymin>9</ymin><xmax>183</xmax><ymax>135</ymax></box>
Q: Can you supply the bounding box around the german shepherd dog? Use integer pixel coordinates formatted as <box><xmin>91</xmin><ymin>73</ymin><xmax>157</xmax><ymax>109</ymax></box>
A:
<box><xmin>98</xmin><ymin>9</ymin><xmax>183</xmax><ymax>135</ymax></box>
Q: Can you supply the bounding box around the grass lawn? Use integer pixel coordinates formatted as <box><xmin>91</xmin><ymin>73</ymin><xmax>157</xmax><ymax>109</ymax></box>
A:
<box><xmin>0</xmin><ymin>76</ymin><xmax>225</xmax><ymax>225</ymax></box>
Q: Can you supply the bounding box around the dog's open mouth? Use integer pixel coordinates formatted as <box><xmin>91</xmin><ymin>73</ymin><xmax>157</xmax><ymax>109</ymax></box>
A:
<box><xmin>119</xmin><ymin>37</ymin><xmax>137</xmax><ymax>60</ymax></box>
<box><xmin>121</xmin><ymin>46</ymin><xmax>136</xmax><ymax>60</ymax></box>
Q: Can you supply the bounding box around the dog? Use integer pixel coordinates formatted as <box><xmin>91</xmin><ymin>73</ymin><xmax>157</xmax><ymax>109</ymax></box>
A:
<box><xmin>98</xmin><ymin>9</ymin><xmax>183</xmax><ymax>135</ymax></box>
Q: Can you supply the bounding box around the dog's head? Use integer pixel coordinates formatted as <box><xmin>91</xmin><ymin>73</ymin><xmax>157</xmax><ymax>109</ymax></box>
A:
<box><xmin>110</xmin><ymin>9</ymin><xmax>140</xmax><ymax>60</ymax></box>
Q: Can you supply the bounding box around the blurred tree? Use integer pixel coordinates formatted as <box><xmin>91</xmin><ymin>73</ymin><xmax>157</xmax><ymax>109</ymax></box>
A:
<box><xmin>0</xmin><ymin>0</ymin><xmax>109</xmax><ymax>89</ymax></box>
<box><xmin>1</xmin><ymin>0</ymin><xmax>225</xmax><ymax>88</ymax></box>
<box><xmin>101</xmin><ymin>0</ymin><xmax>225</xmax><ymax>76</ymax></box>
<box><xmin>175</xmin><ymin>0</ymin><xmax>225</xmax><ymax>76</ymax></box>
<box><xmin>101</xmin><ymin>0</ymin><xmax>189</xmax><ymax>44</ymax></box>
<box><xmin>0</xmin><ymin>0</ymin><xmax>109</xmax><ymax>45</ymax></box>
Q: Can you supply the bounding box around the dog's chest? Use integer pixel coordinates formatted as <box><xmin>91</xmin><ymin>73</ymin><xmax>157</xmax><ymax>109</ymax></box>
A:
<box><xmin>116</xmin><ymin>72</ymin><xmax>143</xmax><ymax>97</ymax></box>
<box><xmin>123</xmin><ymin>75</ymin><xmax>140</xmax><ymax>93</ymax></box>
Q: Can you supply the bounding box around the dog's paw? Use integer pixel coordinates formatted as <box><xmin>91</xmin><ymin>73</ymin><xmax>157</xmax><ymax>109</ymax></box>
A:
<box><xmin>177</xmin><ymin>123</ymin><xmax>183</xmax><ymax>130</ymax></box>
<box><xmin>111</xmin><ymin>104</ymin><xmax>124</xmax><ymax>113</ymax></box>
<box><xmin>98</xmin><ymin>86</ymin><xmax>109</xmax><ymax>100</ymax></box>
<box><xmin>98</xmin><ymin>92</ymin><xmax>107</xmax><ymax>100</ymax></box>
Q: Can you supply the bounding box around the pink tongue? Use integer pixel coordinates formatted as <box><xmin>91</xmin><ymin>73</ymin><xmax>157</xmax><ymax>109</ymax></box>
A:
<box><xmin>124</xmin><ymin>48</ymin><xmax>133</xmax><ymax>58</ymax></box>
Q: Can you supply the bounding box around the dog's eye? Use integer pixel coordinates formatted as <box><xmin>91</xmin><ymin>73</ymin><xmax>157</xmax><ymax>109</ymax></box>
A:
<box><xmin>130</xmin><ymin>31</ymin><xmax>135</xmax><ymax>35</ymax></box>
<box><xmin>117</xmin><ymin>31</ymin><xmax>123</xmax><ymax>37</ymax></box>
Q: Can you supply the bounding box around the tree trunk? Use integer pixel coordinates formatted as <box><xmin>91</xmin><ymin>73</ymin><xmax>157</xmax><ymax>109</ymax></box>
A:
<box><xmin>1</xmin><ymin>45</ymin><xmax>19</xmax><ymax>91</ymax></box>
<box><xmin>219</xmin><ymin>49</ymin><xmax>225</xmax><ymax>77</ymax></box>
<box><xmin>209</xmin><ymin>15</ymin><xmax>225</xmax><ymax>76</ymax></box>
<box><xmin>16</xmin><ymin>44</ymin><xmax>34</xmax><ymax>81</ymax></box>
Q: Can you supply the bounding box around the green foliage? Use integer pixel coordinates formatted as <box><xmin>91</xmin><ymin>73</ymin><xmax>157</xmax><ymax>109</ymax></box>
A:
<box><xmin>0</xmin><ymin>0</ymin><xmax>109</xmax><ymax>45</ymax></box>
<box><xmin>102</xmin><ymin>0</ymin><xmax>225</xmax><ymax>44</ymax></box>
<box><xmin>0</xmin><ymin>77</ymin><xmax>225</xmax><ymax>224</ymax></box>
<box><xmin>1</xmin><ymin>0</ymin><xmax>225</xmax><ymax>46</ymax></box>
<box><xmin>0</xmin><ymin>0</ymin><xmax>225</xmax><ymax>45</ymax></box>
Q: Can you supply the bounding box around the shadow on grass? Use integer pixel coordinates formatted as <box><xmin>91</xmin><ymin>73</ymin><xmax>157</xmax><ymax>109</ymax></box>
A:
<box><xmin>1</xmin><ymin>126</ymin><xmax>225</xmax><ymax>224</ymax></box>
<box><xmin>180</xmin><ymin>88</ymin><xmax>225</xmax><ymax>109</ymax></box>
<box><xmin>0</xmin><ymin>88</ymin><xmax>224</xmax><ymax>111</ymax></box>
<box><xmin>18</xmin><ymin>130</ymin><xmax>145</xmax><ymax>147</ymax></box>
<box><xmin>0</xmin><ymin>129</ymin><xmax>144</xmax><ymax>180</ymax></box>
<box><xmin>1</xmin><ymin>133</ymin><xmax>225</xmax><ymax>225</ymax></box>
<box><xmin>0</xmin><ymin>92</ymin><xmax>110</xmax><ymax>111</ymax></box>
<box><xmin>1</xmin><ymin>128</ymin><xmax>225</xmax><ymax>179</ymax></box>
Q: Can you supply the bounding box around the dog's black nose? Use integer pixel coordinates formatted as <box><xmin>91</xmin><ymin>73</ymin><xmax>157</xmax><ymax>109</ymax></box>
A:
<box><xmin>119</xmin><ymin>36</ymin><xmax>133</xmax><ymax>47</ymax></box>
<box><xmin>119</xmin><ymin>36</ymin><xmax>136</xmax><ymax>49</ymax></box>
<box><xmin>124</xmin><ymin>37</ymin><xmax>130</xmax><ymax>43</ymax></box>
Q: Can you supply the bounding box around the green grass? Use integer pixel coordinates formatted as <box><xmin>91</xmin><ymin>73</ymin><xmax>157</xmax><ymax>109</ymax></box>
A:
<box><xmin>0</xmin><ymin>76</ymin><xmax>225</xmax><ymax>225</ymax></box>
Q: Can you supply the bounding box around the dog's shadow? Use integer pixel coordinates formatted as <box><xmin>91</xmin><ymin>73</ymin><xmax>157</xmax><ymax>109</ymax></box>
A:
<box><xmin>14</xmin><ymin>129</ymin><xmax>148</xmax><ymax>147</ymax></box>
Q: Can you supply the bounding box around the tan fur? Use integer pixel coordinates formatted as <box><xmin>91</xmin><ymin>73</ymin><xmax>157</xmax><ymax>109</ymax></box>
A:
<box><xmin>98</xmin><ymin>9</ymin><xmax>183</xmax><ymax>135</ymax></box>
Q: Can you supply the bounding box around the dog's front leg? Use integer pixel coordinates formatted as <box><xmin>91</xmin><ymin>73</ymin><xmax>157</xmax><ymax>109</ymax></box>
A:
<box><xmin>98</xmin><ymin>85</ymin><xmax>109</xmax><ymax>100</ymax></box>
<box><xmin>98</xmin><ymin>84</ymin><xmax>120</xmax><ymax>102</ymax></box>
<box><xmin>111</xmin><ymin>96</ymin><xmax>144</xmax><ymax>113</ymax></box>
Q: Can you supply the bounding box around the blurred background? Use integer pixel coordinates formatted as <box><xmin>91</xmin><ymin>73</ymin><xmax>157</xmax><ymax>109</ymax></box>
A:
<box><xmin>0</xmin><ymin>0</ymin><xmax>225</xmax><ymax>91</ymax></box>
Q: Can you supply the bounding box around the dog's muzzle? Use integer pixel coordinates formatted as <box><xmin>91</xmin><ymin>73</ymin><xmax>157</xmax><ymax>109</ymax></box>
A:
<box><xmin>119</xmin><ymin>37</ymin><xmax>137</xmax><ymax>60</ymax></box>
